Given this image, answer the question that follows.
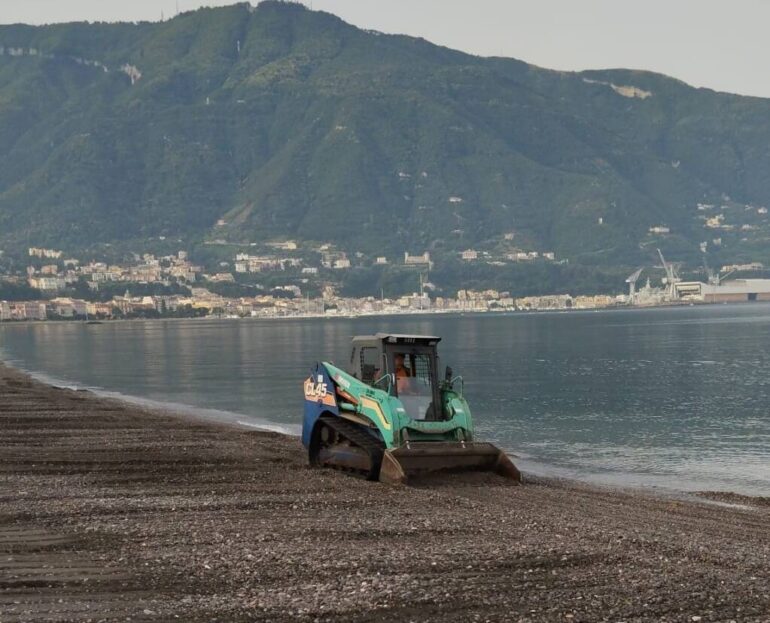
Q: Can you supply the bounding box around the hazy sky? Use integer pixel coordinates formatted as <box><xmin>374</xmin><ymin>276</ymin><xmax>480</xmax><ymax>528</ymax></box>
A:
<box><xmin>1</xmin><ymin>0</ymin><xmax>769</xmax><ymax>98</ymax></box>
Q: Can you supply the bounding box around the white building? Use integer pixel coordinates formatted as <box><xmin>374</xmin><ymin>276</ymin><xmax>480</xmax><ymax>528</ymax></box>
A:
<box><xmin>333</xmin><ymin>258</ymin><xmax>351</xmax><ymax>269</ymax></box>
<box><xmin>404</xmin><ymin>252</ymin><xmax>432</xmax><ymax>268</ymax></box>
<box><xmin>28</xmin><ymin>247</ymin><xmax>62</xmax><ymax>259</ymax></box>
<box><xmin>721</xmin><ymin>263</ymin><xmax>764</xmax><ymax>273</ymax></box>
<box><xmin>266</xmin><ymin>240</ymin><xmax>298</xmax><ymax>251</ymax></box>
<box><xmin>29</xmin><ymin>276</ymin><xmax>66</xmax><ymax>291</ymax></box>
<box><xmin>10</xmin><ymin>302</ymin><xmax>47</xmax><ymax>320</ymax></box>
<box><xmin>50</xmin><ymin>298</ymin><xmax>88</xmax><ymax>317</ymax></box>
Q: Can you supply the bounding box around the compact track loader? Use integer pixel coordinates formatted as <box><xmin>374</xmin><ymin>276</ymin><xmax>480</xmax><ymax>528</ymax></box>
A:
<box><xmin>302</xmin><ymin>333</ymin><xmax>521</xmax><ymax>484</ymax></box>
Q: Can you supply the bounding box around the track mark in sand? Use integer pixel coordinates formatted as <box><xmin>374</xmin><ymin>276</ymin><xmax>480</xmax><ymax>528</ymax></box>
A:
<box><xmin>0</xmin><ymin>526</ymin><xmax>142</xmax><ymax>622</ymax></box>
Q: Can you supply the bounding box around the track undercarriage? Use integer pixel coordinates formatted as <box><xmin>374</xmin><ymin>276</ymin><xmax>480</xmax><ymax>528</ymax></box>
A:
<box><xmin>310</xmin><ymin>415</ymin><xmax>385</xmax><ymax>480</ymax></box>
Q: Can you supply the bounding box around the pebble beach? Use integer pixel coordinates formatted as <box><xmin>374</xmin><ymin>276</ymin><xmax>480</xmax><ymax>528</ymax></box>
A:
<box><xmin>1</xmin><ymin>363</ymin><xmax>769</xmax><ymax>622</ymax></box>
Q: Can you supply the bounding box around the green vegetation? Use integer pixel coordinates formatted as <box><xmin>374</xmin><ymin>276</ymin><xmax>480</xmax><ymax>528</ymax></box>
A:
<box><xmin>2</xmin><ymin>1</ymin><xmax>770</xmax><ymax>294</ymax></box>
<box><xmin>0</xmin><ymin>280</ymin><xmax>42</xmax><ymax>301</ymax></box>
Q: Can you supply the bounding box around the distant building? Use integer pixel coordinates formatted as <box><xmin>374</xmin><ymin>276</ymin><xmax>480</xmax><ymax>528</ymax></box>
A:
<box><xmin>233</xmin><ymin>254</ymin><xmax>296</xmax><ymax>273</ymax></box>
<box><xmin>266</xmin><ymin>240</ymin><xmax>298</xmax><ymax>251</ymax></box>
<box><xmin>28</xmin><ymin>247</ymin><xmax>62</xmax><ymax>259</ymax></box>
<box><xmin>129</xmin><ymin>265</ymin><xmax>162</xmax><ymax>282</ymax></box>
<box><xmin>721</xmin><ymin>262</ymin><xmax>764</xmax><ymax>273</ymax></box>
<box><xmin>460</xmin><ymin>249</ymin><xmax>478</xmax><ymax>261</ymax></box>
<box><xmin>675</xmin><ymin>279</ymin><xmax>770</xmax><ymax>303</ymax></box>
<box><xmin>515</xmin><ymin>294</ymin><xmax>572</xmax><ymax>311</ymax></box>
<box><xmin>50</xmin><ymin>298</ymin><xmax>88</xmax><ymax>318</ymax></box>
<box><xmin>10</xmin><ymin>302</ymin><xmax>47</xmax><ymax>320</ymax></box>
<box><xmin>207</xmin><ymin>273</ymin><xmax>235</xmax><ymax>283</ymax></box>
<box><xmin>649</xmin><ymin>226</ymin><xmax>670</xmax><ymax>234</ymax></box>
<box><xmin>375</xmin><ymin>256</ymin><xmax>388</xmax><ymax>265</ymax></box>
<box><xmin>573</xmin><ymin>295</ymin><xmax>616</xmax><ymax>309</ymax></box>
<box><xmin>275</xmin><ymin>285</ymin><xmax>302</xmax><ymax>297</ymax></box>
<box><xmin>404</xmin><ymin>252</ymin><xmax>432</xmax><ymax>269</ymax></box>
<box><xmin>333</xmin><ymin>258</ymin><xmax>351</xmax><ymax>269</ymax></box>
<box><xmin>705</xmin><ymin>214</ymin><xmax>725</xmax><ymax>229</ymax></box>
<box><xmin>29</xmin><ymin>276</ymin><xmax>66</xmax><ymax>291</ymax></box>
<box><xmin>507</xmin><ymin>252</ymin><xmax>531</xmax><ymax>262</ymax></box>
<box><xmin>90</xmin><ymin>271</ymin><xmax>120</xmax><ymax>283</ymax></box>
<box><xmin>86</xmin><ymin>302</ymin><xmax>114</xmax><ymax>317</ymax></box>
<box><xmin>320</xmin><ymin>250</ymin><xmax>347</xmax><ymax>269</ymax></box>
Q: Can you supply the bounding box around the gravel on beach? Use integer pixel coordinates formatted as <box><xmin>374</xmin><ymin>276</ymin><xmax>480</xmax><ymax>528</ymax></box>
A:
<box><xmin>1</xmin><ymin>363</ymin><xmax>769</xmax><ymax>622</ymax></box>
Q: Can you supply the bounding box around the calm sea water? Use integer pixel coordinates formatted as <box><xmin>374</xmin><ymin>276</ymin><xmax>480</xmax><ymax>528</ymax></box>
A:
<box><xmin>2</xmin><ymin>305</ymin><xmax>770</xmax><ymax>495</ymax></box>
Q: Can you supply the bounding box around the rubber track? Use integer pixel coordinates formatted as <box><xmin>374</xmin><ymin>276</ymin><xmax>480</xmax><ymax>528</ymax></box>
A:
<box><xmin>319</xmin><ymin>415</ymin><xmax>385</xmax><ymax>480</ymax></box>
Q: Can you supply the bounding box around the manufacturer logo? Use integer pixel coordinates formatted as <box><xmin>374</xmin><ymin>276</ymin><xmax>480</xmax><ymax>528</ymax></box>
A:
<box><xmin>304</xmin><ymin>375</ymin><xmax>337</xmax><ymax>408</ymax></box>
<box><xmin>304</xmin><ymin>378</ymin><xmax>328</xmax><ymax>399</ymax></box>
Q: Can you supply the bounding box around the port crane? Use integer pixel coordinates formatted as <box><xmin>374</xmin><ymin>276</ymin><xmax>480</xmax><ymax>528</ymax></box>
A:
<box><xmin>702</xmin><ymin>254</ymin><xmax>737</xmax><ymax>286</ymax></box>
<box><xmin>625</xmin><ymin>267</ymin><xmax>644</xmax><ymax>302</ymax></box>
<box><xmin>657</xmin><ymin>249</ymin><xmax>681</xmax><ymax>300</ymax></box>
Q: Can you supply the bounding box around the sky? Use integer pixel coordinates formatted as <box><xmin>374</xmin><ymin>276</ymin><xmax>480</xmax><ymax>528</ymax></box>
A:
<box><xmin>1</xmin><ymin>0</ymin><xmax>769</xmax><ymax>98</ymax></box>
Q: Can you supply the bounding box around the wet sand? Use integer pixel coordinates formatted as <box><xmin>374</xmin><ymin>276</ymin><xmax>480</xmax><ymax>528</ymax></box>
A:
<box><xmin>1</xmin><ymin>363</ymin><xmax>769</xmax><ymax>622</ymax></box>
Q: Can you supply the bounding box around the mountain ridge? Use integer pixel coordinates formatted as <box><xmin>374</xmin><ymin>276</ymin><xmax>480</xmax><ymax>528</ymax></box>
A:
<box><xmin>1</xmin><ymin>0</ymin><xmax>770</xmax><ymax>285</ymax></box>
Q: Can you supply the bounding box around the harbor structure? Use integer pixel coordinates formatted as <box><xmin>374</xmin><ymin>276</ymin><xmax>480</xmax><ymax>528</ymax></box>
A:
<box><xmin>674</xmin><ymin>279</ymin><xmax>770</xmax><ymax>303</ymax></box>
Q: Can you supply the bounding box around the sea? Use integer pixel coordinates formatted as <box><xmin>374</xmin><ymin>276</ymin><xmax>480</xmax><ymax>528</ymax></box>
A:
<box><xmin>2</xmin><ymin>303</ymin><xmax>769</xmax><ymax>496</ymax></box>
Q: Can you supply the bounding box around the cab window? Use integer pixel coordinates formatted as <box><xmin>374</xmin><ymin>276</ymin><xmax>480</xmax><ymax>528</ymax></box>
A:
<box><xmin>360</xmin><ymin>347</ymin><xmax>379</xmax><ymax>384</ymax></box>
<box><xmin>395</xmin><ymin>352</ymin><xmax>434</xmax><ymax>420</ymax></box>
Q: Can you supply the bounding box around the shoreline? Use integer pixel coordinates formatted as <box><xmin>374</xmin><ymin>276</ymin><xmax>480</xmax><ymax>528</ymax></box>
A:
<box><xmin>2</xmin><ymin>298</ymin><xmax>767</xmax><ymax>327</ymax></box>
<box><xmin>2</xmin><ymin>364</ymin><xmax>770</xmax><ymax>621</ymax></box>
<box><xmin>1</xmin><ymin>351</ymin><xmax>768</xmax><ymax>501</ymax></box>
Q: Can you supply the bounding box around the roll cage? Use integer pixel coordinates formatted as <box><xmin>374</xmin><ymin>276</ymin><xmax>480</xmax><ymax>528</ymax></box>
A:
<box><xmin>348</xmin><ymin>333</ymin><xmax>447</xmax><ymax>420</ymax></box>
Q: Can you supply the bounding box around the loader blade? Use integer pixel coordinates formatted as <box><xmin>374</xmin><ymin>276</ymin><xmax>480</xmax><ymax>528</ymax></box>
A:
<box><xmin>379</xmin><ymin>442</ymin><xmax>521</xmax><ymax>485</ymax></box>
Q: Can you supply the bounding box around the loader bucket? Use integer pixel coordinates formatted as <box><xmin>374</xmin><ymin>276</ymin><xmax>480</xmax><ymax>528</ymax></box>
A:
<box><xmin>379</xmin><ymin>442</ymin><xmax>521</xmax><ymax>485</ymax></box>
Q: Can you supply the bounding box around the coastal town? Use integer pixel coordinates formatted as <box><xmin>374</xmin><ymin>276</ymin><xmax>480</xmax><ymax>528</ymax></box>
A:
<box><xmin>0</xmin><ymin>243</ymin><xmax>634</xmax><ymax>322</ymax></box>
<box><xmin>2</xmin><ymin>235</ymin><xmax>770</xmax><ymax>322</ymax></box>
<box><xmin>3</xmin><ymin>190</ymin><xmax>770</xmax><ymax>323</ymax></box>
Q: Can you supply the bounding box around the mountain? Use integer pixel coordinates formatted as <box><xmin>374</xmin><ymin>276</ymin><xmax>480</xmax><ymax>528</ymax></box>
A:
<box><xmin>2</xmin><ymin>1</ymin><xmax>770</xmax><ymax>283</ymax></box>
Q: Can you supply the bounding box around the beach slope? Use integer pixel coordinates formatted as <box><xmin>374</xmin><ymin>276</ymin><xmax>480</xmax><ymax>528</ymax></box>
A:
<box><xmin>1</xmin><ymin>364</ymin><xmax>769</xmax><ymax>622</ymax></box>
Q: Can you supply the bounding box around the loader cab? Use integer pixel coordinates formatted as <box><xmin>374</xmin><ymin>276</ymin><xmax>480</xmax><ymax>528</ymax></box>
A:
<box><xmin>349</xmin><ymin>333</ymin><xmax>444</xmax><ymax>421</ymax></box>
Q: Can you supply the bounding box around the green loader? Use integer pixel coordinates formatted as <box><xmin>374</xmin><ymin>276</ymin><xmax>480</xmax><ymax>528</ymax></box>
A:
<box><xmin>301</xmin><ymin>333</ymin><xmax>521</xmax><ymax>484</ymax></box>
